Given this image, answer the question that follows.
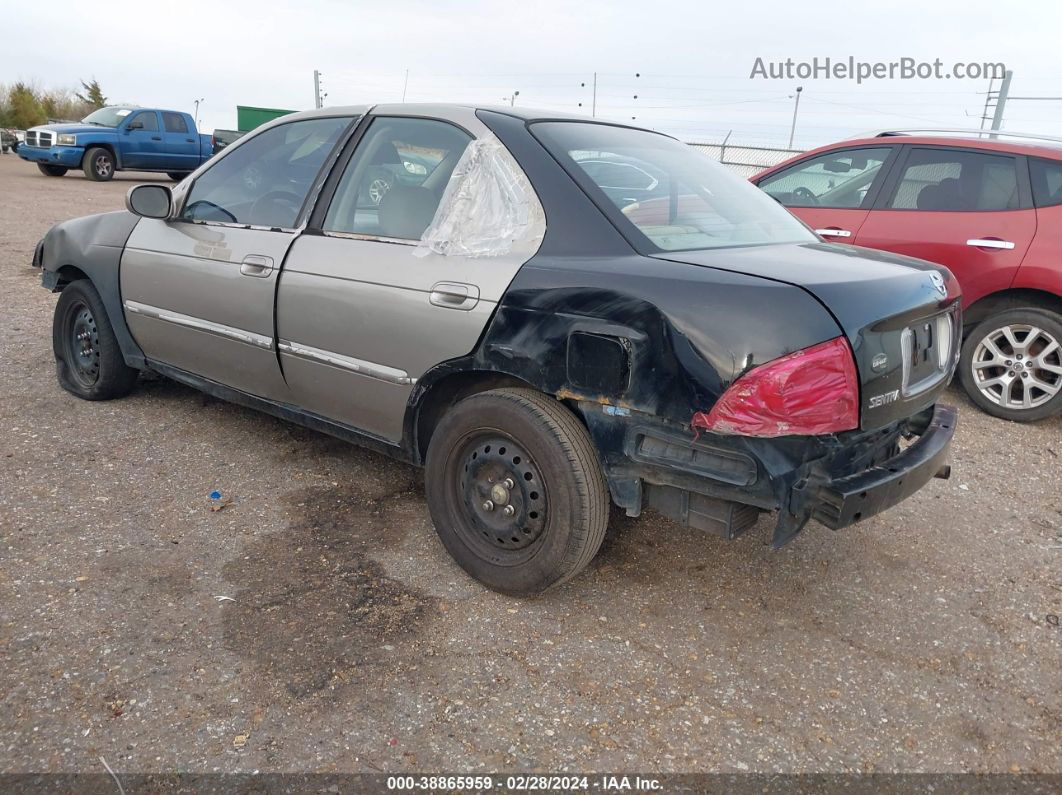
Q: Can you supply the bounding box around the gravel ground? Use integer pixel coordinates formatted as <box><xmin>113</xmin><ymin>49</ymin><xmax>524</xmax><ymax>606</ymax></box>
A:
<box><xmin>0</xmin><ymin>154</ymin><xmax>1059</xmax><ymax>776</ymax></box>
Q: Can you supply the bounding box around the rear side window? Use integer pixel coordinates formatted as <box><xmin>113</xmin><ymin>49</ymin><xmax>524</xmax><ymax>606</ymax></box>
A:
<box><xmin>758</xmin><ymin>148</ymin><xmax>892</xmax><ymax>209</ymax></box>
<box><xmin>324</xmin><ymin>117</ymin><xmax>471</xmax><ymax>240</ymax></box>
<box><xmin>162</xmin><ymin>112</ymin><xmax>188</xmax><ymax>134</ymax></box>
<box><xmin>888</xmin><ymin>148</ymin><xmax>1019</xmax><ymax>211</ymax></box>
<box><xmin>181</xmin><ymin>116</ymin><xmax>351</xmax><ymax>228</ymax></box>
<box><xmin>1030</xmin><ymin>158</ymin><xmax>1062</xmax><ymax>208</ymax></box>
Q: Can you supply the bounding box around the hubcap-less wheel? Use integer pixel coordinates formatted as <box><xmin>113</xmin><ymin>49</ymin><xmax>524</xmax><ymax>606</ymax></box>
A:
<box><xmin>69</xmin><ymin>302</ymin><xmax>101</xmax><ymax>388</ymax></box>
<box><xmin>454</xmin><ymin>433</ymin><xmax>549</xmax><ymax>557</ymax></box>
<box><xmin>94</xmin><ymin>154</ymin><xmax>112</xmax><ymax>179</ymax></box>
<box><xmin>971</xmin><ymin>323</ymin><xmax>1062</xmax><ymax>410</ymax></box>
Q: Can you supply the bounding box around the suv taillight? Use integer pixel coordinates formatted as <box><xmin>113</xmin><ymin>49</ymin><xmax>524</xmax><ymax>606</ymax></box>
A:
<box><xmin>691</xmin><ymin>337</ymin><xmax>859</xmax><ymax>437</ymax></box>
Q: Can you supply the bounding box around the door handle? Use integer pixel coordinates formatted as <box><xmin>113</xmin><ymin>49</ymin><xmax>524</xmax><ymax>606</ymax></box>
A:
<box><xmin>240</xmin><ymin>255</ymin><xmax>274</xmax><ymax>277</ymax></box>
<box><xmin>151</xmin><ymin>136</ymin><xmax>162</xmax><ymax>141</ymax></box>
<box><xmin>185</xmin><ymin>138</ymin><xmax>194</xmax><ymax>143</ymax></box>
<box><xmin>429</xmin><ymin>281</ymin><xmax>479</xmax><ymax>310</ymax></box>
<box><xmin>815</xmin><ymin>228</ymin><xmax>852</xmax><ymax>238</ymax></box>
<box><xmin>966</xmin><ymin>238</ymin><xmax>1015</xmax><ymax>250</ymax></box>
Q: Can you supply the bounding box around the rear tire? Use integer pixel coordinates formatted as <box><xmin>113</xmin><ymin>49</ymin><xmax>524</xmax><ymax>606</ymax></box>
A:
<box><xmin>37</xmin><ymin>164</ymin><xmax>67</xmax><ymax>177</ymax></box>
<box><xmin>425</xmin><ymin>388</ymin><xmax>609</xmax><ymax>595</ymax></box>
<box><xmin>959</xmin><ymin>308</ymin><xmax>1062</xmax><ymax>421</ymax></box>
<box><xmin>83</xmin><ymin>147</ymin><xmax>115</xmax><ymax>181</ymax></box>
<box><xmin>52</xmin><ymin>280</ymin><xmax>138</xmax><ymax>400</ymax></box>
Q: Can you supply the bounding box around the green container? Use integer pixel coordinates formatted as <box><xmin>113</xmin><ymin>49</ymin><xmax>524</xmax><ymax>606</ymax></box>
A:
<box><xmin>236</xmin><ymin>105</ymin><xmax>296</xmax><ymax>132</ymax></box>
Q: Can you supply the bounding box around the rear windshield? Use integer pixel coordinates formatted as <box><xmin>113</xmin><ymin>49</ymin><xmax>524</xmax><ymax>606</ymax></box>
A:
<box><xmin>532</xmin><ymin>122</ymin><xmax>815</xmax><ymax>252</ymax></box>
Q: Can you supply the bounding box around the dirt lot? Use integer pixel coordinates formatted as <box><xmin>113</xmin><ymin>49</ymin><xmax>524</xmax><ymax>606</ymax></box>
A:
<box><xmin>0</xmin><ymin>154</ymin><xmax>1059</xmax><ymax>776</ymax></box>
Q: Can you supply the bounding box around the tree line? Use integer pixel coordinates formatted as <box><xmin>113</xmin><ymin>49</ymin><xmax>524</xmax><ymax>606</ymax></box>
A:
<box><xmin>0</xmin><ymin>79</ymin><xmax>110</xmax><ymax>129</ymax></box>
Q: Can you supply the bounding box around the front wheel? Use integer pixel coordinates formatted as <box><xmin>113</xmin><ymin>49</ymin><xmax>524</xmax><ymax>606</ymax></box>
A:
<box><xmin>37</xmin><ymin>164</ymin><xmax>67</xmax><ymax>177</ymax></box>
<box><xmin>959</xmin><ymin>308</ymin><xmax>1062</xmax><ymax>421</ymax></box>
<box><xmin>83</xmin><ymin>147</ymin><xmax>115</xmax><ymax>181</ymax></box>
<box><xmin>425</xmin><ymin>388</ymin><xmax>609</xmax><ymax>595</ymax></box>
<box><xmin>52</xmin><ymin>280</ymin><xmax>138</xmax><ymax>400</ymax></box>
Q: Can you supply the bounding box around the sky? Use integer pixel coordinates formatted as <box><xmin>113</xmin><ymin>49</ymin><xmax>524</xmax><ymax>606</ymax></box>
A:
<box><xmin>3</xmin><ymin>0</ymin><xmax>1062</xmax><ymax>151</ymax></box>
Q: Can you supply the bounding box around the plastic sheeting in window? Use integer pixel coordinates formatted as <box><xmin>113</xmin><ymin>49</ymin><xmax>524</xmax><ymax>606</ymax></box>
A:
<box><xmin>414</xmin><ymin>132</ymin><xmax>545</xmax><ymax>258</ymax></box>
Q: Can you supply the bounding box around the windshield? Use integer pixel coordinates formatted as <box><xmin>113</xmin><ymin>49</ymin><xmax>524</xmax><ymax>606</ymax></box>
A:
<box><xmin>532</xmin><ymin>122</ymin><xmax>816</xmax><ymax>252</ymax></box>
<box><xmin>81</xmin><ymin>107</ymin><xmax>136</xmax><ymax>127</ymax></box>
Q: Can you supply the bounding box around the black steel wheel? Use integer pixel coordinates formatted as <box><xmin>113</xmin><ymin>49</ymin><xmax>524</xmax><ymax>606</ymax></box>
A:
<box><xmin>425</xmin><ymin>388</ymin><xmax>608</xmax><ymax>595</ymax></box>
<box><xmin>453</xmin><ymin>433</ymin><xmax>550</xmax><ymax>557</ymax></box>
<box><xmin>66</xmin><ymin>300</ymin><xmax>101</xmax><ymax>388</ymax></box>
<box><xmin>53</xmin><ymin>280</ymin><xmax>138</xmax><ymax>400</ymax></box>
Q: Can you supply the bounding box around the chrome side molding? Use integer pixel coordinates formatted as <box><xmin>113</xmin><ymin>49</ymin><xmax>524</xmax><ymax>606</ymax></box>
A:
<box><xmin>123</xmin><ymin>300</ymin><xmax>274</xmax><ymax>350</ymax></box>
<box><xmin>278</xmin><ymin>339</ymin><xmax>416</xmax><ymax>385</ymax></box>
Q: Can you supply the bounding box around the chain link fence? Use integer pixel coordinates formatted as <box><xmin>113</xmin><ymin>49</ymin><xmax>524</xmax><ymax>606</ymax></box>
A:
<box><xmin>686</xmin><ymin>141</ymin><xmax>803</xmax><ymax>178</ymax></box>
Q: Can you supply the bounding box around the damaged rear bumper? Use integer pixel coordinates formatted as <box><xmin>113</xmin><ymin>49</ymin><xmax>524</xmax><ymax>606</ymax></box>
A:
<box><xmin>811</xmin><ymin>403</ymin><xmax>956</xmax><ymax>529</ymax></box>
<box><xmin>578</xmin><ymin>399</ymin><xmax>957</xmax><ymax>547</ymax></box>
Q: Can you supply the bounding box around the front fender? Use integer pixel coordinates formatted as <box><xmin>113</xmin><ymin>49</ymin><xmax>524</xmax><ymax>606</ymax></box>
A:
<box><xmin>40</xmin><ymin>211</ymin><xmax>145</xmax><ymax>368</ymax></box>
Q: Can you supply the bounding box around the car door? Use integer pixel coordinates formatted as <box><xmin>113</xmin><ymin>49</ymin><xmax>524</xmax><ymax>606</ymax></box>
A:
<box><xmin>160</xmin><ymin>111</ymin><xmax>198</xmax><ymax>172</ymax></box>
<box><xmin>120</xmin><ymin>111</ymin><xmax>162</xmax><ymax>169</ymax></box>
<box><xmin>755</xmin><ymin>146</ymin><xmax>897</xmax><ymax>242</ymax></box>
<box><xmin>120</xmin><ymin>113</ymin><xmax>356</xmax><ymax>400</ymax></box>
<box><xmin>276</xmin><ymin>108</ymin><xmax>545</xmax><ymax>441</ymax></box>
<box><xmin>854</xmin><ymin>146</ymin><xmax>1036</xmax><ymax>305</ymax></box>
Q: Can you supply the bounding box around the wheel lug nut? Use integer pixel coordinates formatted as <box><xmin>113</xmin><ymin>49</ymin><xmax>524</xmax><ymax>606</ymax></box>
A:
<box><xmin>503</xmin><ymin>478</ymin><xmax>515</xmax><ymax>490</ymax></box>
<box><xmin>1021</xmin><ymin>372</ymin><xmax>1028</xmax><ymax>378</ymax></box>
<box><xmin>502</xmin><ymin>505</ymin><xmax>515</xmax><ymax>517</ymax></box>
<box><xmin>482</xmin><ymin>500</ymin><xmax>494</xmax><ymax>512</ymax></box>
<box><xmin>1005</xmin><ymin>360</ymin><xmax>1012</xmax><ymax>366</ymax></box>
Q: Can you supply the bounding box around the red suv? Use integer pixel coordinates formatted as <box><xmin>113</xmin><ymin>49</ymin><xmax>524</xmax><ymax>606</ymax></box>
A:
<box><xmin>753</xmin><ymin>130</ymin><xmax>1062</xmax><ymax>421</ymax></box>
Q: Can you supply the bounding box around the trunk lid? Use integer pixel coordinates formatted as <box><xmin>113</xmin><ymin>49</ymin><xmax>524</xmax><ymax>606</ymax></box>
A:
<box><xmin>652</xmin><ymin>242</ymin><xmax>961</xmax><ymax>430</ymax></box>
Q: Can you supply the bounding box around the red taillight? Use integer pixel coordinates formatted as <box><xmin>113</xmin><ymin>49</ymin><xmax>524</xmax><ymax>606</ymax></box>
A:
<box><xmin>691</xmin><ymin>337</ymin><xmax>859</xmax><ymax>438</ymax></box>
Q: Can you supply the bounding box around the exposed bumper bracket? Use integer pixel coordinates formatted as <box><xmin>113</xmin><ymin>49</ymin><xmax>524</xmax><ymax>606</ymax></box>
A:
<box><xmin>812</xmin><ymin>403</ymin><xmax>957</xmax><ymax>530</ymax></box>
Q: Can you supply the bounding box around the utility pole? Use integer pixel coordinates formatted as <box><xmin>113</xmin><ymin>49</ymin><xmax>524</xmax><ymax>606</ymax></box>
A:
<box><xmin>989</xmin><ymin>69</ymin><xmax>1012</xmax><ymax>135</ymax></box>
<box><xmin>193</xmin><ymin>98</ymin><xmax>204</xmax><ymax>129</ymax></box>
<box><xmin>314</xmin><ymin>70</ymin><xmax>323</xmax><ymax>110</ymax></box>
<box><xmin>580</xmin><ymin>74</ymin><xmax>598</xmax><ymax>117</ymax></box>
<box><xmin>402</xmin><ymin>69</ymin><xmax>409</xmax><ymax>102</ymax></box>
<box><xmin>979</xmin><ymin>76</ymin><xmax>996</xmax><ymax>130</ymax></box>
<box><xmin>787</xmin><ymin>86</ymin><xmax>803</xmax><ymax>149</ymax></box>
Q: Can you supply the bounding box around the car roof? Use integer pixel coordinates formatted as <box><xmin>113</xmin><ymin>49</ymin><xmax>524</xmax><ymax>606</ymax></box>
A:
<box><xmin>792</xmin><ymin>133</ymin><xmax>1062</xmax><ymax>163</ymax></box>
<box><xmin>283</xmin><ymin>102</ymin><xmax>645</xmax><ymax>127</ymax></box>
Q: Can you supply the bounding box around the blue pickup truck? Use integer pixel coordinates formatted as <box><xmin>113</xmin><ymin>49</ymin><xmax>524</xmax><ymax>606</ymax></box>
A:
<box><xmin>18</xmin><ymin>106</ymin><xmax>213</xmax><ymax>181</ymax></box>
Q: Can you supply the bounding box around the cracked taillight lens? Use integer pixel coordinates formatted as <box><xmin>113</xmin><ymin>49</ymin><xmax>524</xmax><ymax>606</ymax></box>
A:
<box><xmin>691</xmin><ymin>337</ymin><xmax>859</xmax><ymax>438</ymax></box>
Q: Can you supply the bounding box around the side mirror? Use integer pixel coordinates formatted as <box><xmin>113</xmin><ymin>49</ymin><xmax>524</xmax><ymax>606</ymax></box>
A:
<box><xmin>126</xmin><ymin>184</ymin><xmax>172</xmax><ymax>219</ymax></box>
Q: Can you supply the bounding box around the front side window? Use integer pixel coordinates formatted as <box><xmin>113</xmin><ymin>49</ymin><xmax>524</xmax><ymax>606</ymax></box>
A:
<box><xmin>758</xmin><ymin>148</ymin><xmax>891</xmax><ymax>209</ymax></box>
<box><xmin>162</xmin><ymin>112</ymin><xmax>188</xmax><ymax>134</ymax></box>
<box><xmin>181</xmin><ymin>116</ymin><xmax>351</xmax><ymax>229</ymax></box>
<box><xmin>533</xmin><ymin>122</ymin><xmax>815</xmax><ymax>252</ymax></box>
<box><xmin>888</xmin><ymin>148</ymin><xmax>1019</xmax><ymax>211</ymax></box>
<box><xmin>1030</xmin><ymin>158</ymin><xmax>1062</xmax><ymax>208</ymax></box>
<box><xmin>130</xmin><ymin>112</ymin><xmax>158</xmax><ymax>132</ymax></box>
<box><xmin>324</xmin><ymin>117</ymin><xmax>471</xmax><ymax>240</ymax></box>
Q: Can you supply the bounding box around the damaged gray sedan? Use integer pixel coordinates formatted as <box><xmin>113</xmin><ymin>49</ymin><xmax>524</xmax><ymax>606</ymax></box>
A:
<box><xmin>36</xmin><ymin>104</ymin><xmax>959</xmax><ymax>594</ymax></box>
